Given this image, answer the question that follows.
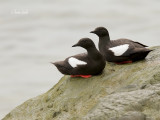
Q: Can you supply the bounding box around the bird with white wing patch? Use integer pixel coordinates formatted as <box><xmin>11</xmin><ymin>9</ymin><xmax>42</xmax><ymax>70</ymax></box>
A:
<box><xmin>52</xmin><ymin>38</ymin><xmax>106</xmax><ymax>78</ymax></box>
<box><xmin>90</xmin><ymin>27</ymin><xmax>152</xmax><ymax>64</ymax></box>
<box><xmin>109</xmin><ymin>44</ymin><xmax>129</xmax><ymax>56</ymax></box>
<box><xmin>68</xmin><ymin>57</ymin><xmax>87</xmax><ymax>68</ymax></box>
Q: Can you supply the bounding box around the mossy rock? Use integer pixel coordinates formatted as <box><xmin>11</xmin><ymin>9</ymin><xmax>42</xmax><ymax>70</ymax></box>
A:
<box><xmin>3</xmin><ymin>46</ymin><xmax>160</xmax><ymax>120</ymax></box>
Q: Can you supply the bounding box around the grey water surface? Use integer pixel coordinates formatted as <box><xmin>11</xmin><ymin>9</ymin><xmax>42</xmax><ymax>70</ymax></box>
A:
<box><xmin>0</xmin><ymin>0</ymin><xmax>160</xmax><ymax>119</ymax></box>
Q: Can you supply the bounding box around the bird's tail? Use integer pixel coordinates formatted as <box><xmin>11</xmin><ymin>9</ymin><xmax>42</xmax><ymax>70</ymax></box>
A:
<box><xmin>51</xmin><ymin>61</ymin><xmax>60</xmax><ymax>67</ymax></box>
<box><xmin>51</xmin><ymin>61</ymin><xmax>70</xmax><ymax>75</ymax></box>
<box><xmin>131</xmin><ymin>49</ymin><xmax>152</xmax><ymax>62</ymax></box>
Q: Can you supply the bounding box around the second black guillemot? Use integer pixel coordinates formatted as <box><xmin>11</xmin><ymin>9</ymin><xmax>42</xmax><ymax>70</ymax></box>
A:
<box><xmin>90</xmin><ymin>27</ymin><xmax>152</xmax><ymax>64</ymax></box>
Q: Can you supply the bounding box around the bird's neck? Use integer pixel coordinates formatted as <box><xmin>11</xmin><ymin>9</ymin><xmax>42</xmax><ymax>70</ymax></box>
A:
<box><xmin>87</xmin><ymin>47</ymin><xmax>101</xmax><ymax>59</ymax></box>
<box><xmin>98</xmin><ymin>36</ymin><xmax>110</xmax><ymax>50</ymax></box>
<box><xmin>99</xmin><ymin>36</ymin><xmax>110</xmax><ymax>44</ymax></box>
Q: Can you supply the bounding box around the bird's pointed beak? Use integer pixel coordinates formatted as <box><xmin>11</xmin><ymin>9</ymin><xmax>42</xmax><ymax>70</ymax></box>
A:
<box><xmin>50</xmin><ymin>62</ymin><xmax>55</xmax><ymax>65</ymax></box>
<box><xmin>90</xmin><ymin>30</ymin><xmax>96</xmax><ymax>34</ymax></box>
<box><xmin>72</xmin><ymin>43</ymin><xmax>79</xmax><ymax>47</ymax></box>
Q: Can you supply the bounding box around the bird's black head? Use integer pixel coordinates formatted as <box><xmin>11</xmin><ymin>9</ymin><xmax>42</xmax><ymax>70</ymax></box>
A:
<box><xmin>90</xmin><ymin>27</ymin><xmax>109</xmax><ymax>37</ymax></box>
<box><xmin>72</xmin><ymin>38</ymin><xmax>95</xmax><ymax>49</ymax></box>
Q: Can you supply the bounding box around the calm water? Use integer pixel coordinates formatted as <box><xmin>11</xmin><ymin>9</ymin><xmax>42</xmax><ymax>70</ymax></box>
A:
<box><xmin>0</xmin><ymin>0</ymin><xmax>160</xmax><ymax>118</ymax></box>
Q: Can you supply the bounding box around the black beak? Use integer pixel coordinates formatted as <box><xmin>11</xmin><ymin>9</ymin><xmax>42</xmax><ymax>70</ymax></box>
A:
<box><xmin>90</xmin><ymin>30</ymin><xmax>96</xmax><ymax>34</ymax></box>
<box><xmin>72</xmin><ymin>43</ymin><xmax>79</xmax><ymax>47</ymax></box>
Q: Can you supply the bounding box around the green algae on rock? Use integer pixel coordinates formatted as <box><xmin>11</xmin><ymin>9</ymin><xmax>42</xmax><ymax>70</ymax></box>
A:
<box><xmin>3</xmin><ymin>46</ymin><xmax>160</xmax><ymax>120</ymax></box>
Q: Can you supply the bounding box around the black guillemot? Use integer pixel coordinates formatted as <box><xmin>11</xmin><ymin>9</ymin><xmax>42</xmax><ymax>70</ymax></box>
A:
<box><xmin>90</xmin><ymin>27</ymin><xmax>152</xmax><ymax>64</ymax></box>
<box><xmin>52</xmin><ymin>38</ymin><xmax>106</xmax><ymax>78</ymax></box>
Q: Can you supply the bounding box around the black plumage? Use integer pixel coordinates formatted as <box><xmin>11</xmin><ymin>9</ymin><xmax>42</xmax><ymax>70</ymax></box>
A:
<box><xmin>90</xmin><ymin>27</ymin><xmax>152</xmax><ymax>63</ymax></box>
<box><xmin>52</xmin><ymin>38</ymin><xmax>106</xmax><ymax>77</ymax></box>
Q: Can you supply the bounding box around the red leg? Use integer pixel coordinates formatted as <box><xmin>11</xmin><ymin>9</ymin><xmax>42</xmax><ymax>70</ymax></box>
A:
<box><xmin>116</xmin><ymin>61</ymin><xmax>133</xmax><ymax>64</ymax></box>
<box><xmin>80</xmin><ymin>75</ymin><xmax>92</xmax><ymax>78</ymax></box>
<box><xmin>71</xmin><ymin>75</ymin><xmax>92</xmax><ymax>78</ymax></box>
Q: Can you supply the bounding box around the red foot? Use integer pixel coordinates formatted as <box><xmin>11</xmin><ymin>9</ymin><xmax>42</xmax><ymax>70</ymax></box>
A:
<box><xmin>116</xmin><ymin>61</ymin><xmax>133</xmax><ymax>64</ymax></box>
<box><xmin>71</xmin><ymin>75</ymin><xmax>92</xmax><ymax>78</ymax></box>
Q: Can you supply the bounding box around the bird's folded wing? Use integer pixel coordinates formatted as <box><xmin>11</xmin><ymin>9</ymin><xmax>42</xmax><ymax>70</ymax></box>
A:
<box><xmin>109</xmin><ymin>44</ymin><xmax>130</xmax><ymax>56</ymax></box>
<box><xmin>68</xmin><ymin>57</ymin><xmax>87</xmax><ymax>68</ymax></box>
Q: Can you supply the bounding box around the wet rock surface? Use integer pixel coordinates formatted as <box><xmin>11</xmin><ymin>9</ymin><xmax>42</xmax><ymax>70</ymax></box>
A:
<box><xmin>3</xmin><ymin>46</ymin><xmax>160</xmax><ymax>120</ymax></box>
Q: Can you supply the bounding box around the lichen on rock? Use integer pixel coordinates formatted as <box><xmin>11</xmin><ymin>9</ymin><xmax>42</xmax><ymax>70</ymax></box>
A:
<box><xmin>3</xmin><ymin>46</ymin><xmax>160</xmax><ymax>120</ymax></box>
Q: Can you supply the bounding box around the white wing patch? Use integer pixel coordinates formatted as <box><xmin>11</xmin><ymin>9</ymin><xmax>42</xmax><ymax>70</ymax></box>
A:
<box><xmin>109</xmin><ymin>44</ymin><xmax>129</xmax><ymax>56</ymax></box>
<box><xmin>68</xmin><ymin>57</ymin><xmax>87</xmax><ymax>68</ymax></box>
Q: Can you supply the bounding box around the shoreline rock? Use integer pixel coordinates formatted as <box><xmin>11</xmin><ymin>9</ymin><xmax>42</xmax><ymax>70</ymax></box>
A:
<box><xmin>3</xmin><ymin>46</ymin><xmax>160</xmax><ymax>120</ymax></box>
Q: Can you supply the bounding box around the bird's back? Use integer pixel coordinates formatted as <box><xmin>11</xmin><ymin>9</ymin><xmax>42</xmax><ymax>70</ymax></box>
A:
<box><xmin>110</xmin><ymin>38</ymin><xmax>148</xmax><ymax>48</ymax></box>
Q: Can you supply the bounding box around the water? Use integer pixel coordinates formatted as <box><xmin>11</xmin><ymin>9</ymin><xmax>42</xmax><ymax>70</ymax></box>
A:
<box><xmin>0</xmin><ymin>0</ymin><xmax>160</xmax><ymax>118</ymax></box>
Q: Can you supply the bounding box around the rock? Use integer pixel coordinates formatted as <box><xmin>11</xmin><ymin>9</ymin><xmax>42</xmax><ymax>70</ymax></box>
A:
<box><xmin>2</xmin><ymin>46</ymin><xmax>160</xmax><ymax>120</ymax></box>
<box><xmin>110</xmin><ymin>111</ymin><xmax>146</xmax><ymax>120</ymax></box>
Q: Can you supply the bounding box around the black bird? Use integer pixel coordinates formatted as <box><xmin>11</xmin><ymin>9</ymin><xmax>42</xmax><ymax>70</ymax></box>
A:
<box><xmin>90</xmin><ymin>27</ymin><xmax>152</xmax><ymax>64</ymax></box>
<box><xmin>52</xmin><ymin>38</ymin><xmax>106</xmax><ymax>78</ymax></box>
